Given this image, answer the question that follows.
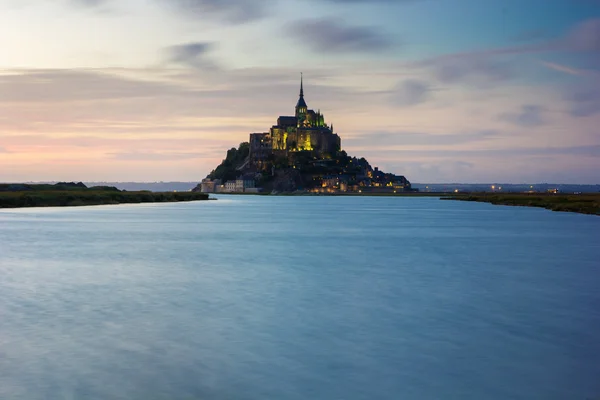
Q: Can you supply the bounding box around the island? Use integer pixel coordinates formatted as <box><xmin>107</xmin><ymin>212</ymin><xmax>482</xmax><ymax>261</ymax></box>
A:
<box><xmin>0</xmin><ymin>182</ymin><xmax>209</xmax><ymax>209</ymax></box>
<box><xmin>193</xmin><ymin>75</ymin><xmax>415</xmax><ymax>195</ymax></box>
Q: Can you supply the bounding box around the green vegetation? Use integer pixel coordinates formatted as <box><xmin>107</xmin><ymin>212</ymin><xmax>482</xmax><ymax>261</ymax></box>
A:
<box><xmin>442</xmin><ymin>192</ymin><xmax>600</xmax><ymax>216</ymax></box>
<box><xmin>207</xmin><ymin>142</ymin><xmax>250</xmax><ymax>182</ymax></box>
<box><xmin>0</xmin><ymin>182</ymin><xmax>209</xmax><ymax>209</ymax></box>
<box><xmin>203</xmin><ymin>136</ymin><xmax>413</xmax><ymax>194</ymax></box>
<box><xmin>0</xmin><ymin>182</ymin><xmax>90</xmax><ymax>192</ymax></box>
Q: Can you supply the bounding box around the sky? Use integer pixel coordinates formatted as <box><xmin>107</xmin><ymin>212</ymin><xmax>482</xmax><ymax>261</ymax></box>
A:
<box><xmin>1</xmin><ymin>0</ymin><xmax>599</xmax><ymax>183</ymax></box>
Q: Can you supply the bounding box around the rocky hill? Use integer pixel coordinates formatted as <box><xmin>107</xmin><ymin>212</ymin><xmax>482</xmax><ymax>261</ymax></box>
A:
<box><xmin>198</xmin><ymin>141</ymin><xmax>412</xmax><ymax>194</ymax></box>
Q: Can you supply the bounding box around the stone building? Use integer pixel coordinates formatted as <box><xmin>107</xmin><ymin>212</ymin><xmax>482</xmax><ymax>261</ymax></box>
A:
<box><xmin>250</xmin><ymin>75</ymin><xmax>341</xmax><ymax>163</ymax></box>
<box><xmin>224</xmin><ymin>181</ymin><xmax>236</xmax><ymax>192</ymax></box>
<box><xmin>235</xmin><ymin>176</ymin><xmax>255</xmax><ymax>192</ymax></box>
<box><xmin>200</xmin><ymin>178</ymin><xmax>221</xmax><ymax>193</ymax></box>
<box><xmin>249</xmin><ymin>132</ymin><xmax>271</xmax><ymax>167</ymax></box>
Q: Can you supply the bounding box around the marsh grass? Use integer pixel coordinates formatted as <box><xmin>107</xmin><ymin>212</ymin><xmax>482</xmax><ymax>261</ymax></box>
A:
<box><xmin>442</xmin><ymin>193</ymin><xmax>600</xmax><ymax>216</ymax></box>
<box><xmin>0</xmin><ymin>189</ymin><xmax>209</xmax><ymax>209</ymax></box>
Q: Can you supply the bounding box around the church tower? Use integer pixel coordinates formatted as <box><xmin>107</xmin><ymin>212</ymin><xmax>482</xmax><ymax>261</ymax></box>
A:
<box><xmin>295</xmin><ymin>73</ymin><xmax>308</xmax><ymax>123</ymax></box>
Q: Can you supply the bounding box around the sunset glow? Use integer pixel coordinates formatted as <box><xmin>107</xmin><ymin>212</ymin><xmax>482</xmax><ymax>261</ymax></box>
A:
<box><xmin>1</xmin><ymin>0</ymin><xmax>599</xmax><ymax>183</ymax></box>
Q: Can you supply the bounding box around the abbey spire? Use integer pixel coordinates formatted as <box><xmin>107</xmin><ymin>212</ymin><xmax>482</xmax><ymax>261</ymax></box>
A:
<box><xmin>295</xmin><ymin>73</ymin><xmax>308</xmax><ymax>116</ymax></box>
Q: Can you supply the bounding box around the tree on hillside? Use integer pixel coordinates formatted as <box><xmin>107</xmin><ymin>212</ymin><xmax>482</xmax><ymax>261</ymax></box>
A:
<box><xmin>208</xmin><ymin>142</ymin><xmax>250</xmax><ymax>181</ymax></box>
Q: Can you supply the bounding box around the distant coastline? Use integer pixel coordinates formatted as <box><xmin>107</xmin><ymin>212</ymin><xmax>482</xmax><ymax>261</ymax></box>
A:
<box><xmin>0</xmin><ymin>182</ymin><xmax>209</xmax><ymax>209</ymax></box>
<box><xmin>4</xmin><ymin>182</ymin><xmax>597</xmax><ymax>216</ymax></box>
<box><xmin>77</xmin><ymin>182</ymin><xmax>600</xmax><ymax>194</ymax></box>
<box><xmin>442</xmin><ymin>192</ymin><xmax>600</xmax><ymax>216</ymax></box>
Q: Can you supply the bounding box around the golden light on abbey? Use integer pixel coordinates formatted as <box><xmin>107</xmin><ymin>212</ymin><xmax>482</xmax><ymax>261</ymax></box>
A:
<box><xmin>250</xmin><ymin>74</ymin><xmax>341</xmax><ymax>165</ymax></box>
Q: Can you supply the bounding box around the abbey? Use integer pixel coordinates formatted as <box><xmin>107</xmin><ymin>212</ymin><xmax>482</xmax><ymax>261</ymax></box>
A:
<box><xmin>198</xmin><ymin>74</ymin><xmax>413</xmax><ymax>194</ymax></box>
<box><xmin>249</xmin><ymin>75</ymin><xmax>341</xmax><ymax>165</ymax></box>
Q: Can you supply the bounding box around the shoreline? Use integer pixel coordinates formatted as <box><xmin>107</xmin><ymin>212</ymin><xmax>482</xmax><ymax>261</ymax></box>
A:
<box><xmin>0</xmin><ymin>190</ymin><xmax>210</xmax><ymax>209</ymax></box>
<box><xmin>213</xmin><ymin>191</ymin><xmax>600</xmax><ymax>216</ymax></box>
<box><xmin>441</xmin><ymin>193</ymin><xmax>600</xmax><ymax>216</ymax></box>
<box><xmin>3</xmin><ymin>188</ymin><xmax>598</xmax><ymax>216</ymax></box>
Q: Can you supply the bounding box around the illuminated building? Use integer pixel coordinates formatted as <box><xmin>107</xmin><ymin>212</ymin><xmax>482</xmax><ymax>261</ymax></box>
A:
<box><xmin>249</xmin><ymin>74</ymin><xmax>341</xmax><ymax>165</ymax></box>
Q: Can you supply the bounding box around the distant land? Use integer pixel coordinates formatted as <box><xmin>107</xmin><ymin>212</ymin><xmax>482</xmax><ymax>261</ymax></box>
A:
<box><xmin>84</xmin><ymin>181</ymin><xmax>199</xmax><ymax>192</ymax></box>
<box><xmin>443</xmin><ymin>193</ymin><xmax>600</xmax><ymax>216</ymax></box>
<box><xmin>5</xmin><ymin>182</ymin><xmax>598</xmax><ymax>215</ymax></box>
<box><xmin>416</xmin><ymin>183</ymin><xmax>600</xmax><ymax>194</ymax></box>
<box><xmin>0</xmin><ymin>182</ymin><xmax>209</xmax><ymax>209</ymax></box>
<box><xmin>77</xmin><ymin>182</ymin><xmax>600</xmax><ymax>194</ymax></box>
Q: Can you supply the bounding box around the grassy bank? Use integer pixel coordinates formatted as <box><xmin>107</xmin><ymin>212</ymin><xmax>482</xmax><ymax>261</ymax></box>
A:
<box><xmin>0</xmin><ymin>185</ymin><xmax>209</xmax><ymax>209</ymax></box>
<box><xmin>442</xmin><ymin>193</ymin><xmax>600</xmax><ymax>216</ymax></box>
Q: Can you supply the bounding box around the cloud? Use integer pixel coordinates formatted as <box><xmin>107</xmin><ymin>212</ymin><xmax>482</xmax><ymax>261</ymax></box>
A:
<box><xmin>380</xmin><ymin>153</ymin><xmax>600</xmax><ymax>184</ymax></box>
<box><xmin>409</xmin><ymin>18</ymin><xmax>600</xmax><ymax>87</ymax></box>
<box><xmin>499</xmin><ymin>105</ymin><xmax>546</xmax><ymax>127</ymax></box>
<box><xmin>373</xmin><ymin>159</ymin><xmax>478</xmax><ymax>184</ymax></box>
<box><xmin>107</xmin><ymin>151</ymin><xmax>205</xmax><ymax>161</ymax></box>
<box><xmin>163</xmin><ymin>0</ymin><xmax>270</xmax><ymax>23</ymax></box>
<box><xmin>0</xmin><ymin>66</ymin><xmax>388</xmax><ymax>138</ymax></box>
<box><xmin>564</xmin><ymin>18</ymin><xmax>600</xmax><ymax>53</ymax></box>
<box><xmin>289</xmin><ymin>18</ymin><xmax>394</xmax><ymax>54</ymax></box>
<box><xmin>66</xmin><ymin>0</ymin><xmax>269</xmax><ymax>21</ymax></box>
<box><xmin>549</xmin><ymin>145</ymin><xmax>600</xmax><ymax>157</ymax></box>
<box><xmin>465</xmin><ymin>18</ymin><xmax>600</xmax><ymax>56</ymax></box>
<box><xmin>412</xmin><ymin>40</ymin><xmax>553</xmax><ymax>70</ymax></box>
<box><xmin>315</xmin><ymin>0</ymin><xmax>420</xmax><ymax>2</ymax></box>
<box><xmin>511</xmin><ymin>29</ymin><xmax>548</xmax><ymax>43</ymax></box>
<box><xmin>508</xmin><ymin>145</ymin><xmax>600</xmax><ymax>157</ymax></box>
<box><xmin>358</xmin><ymin>144</ymin><xmax>600</xmax><ymax>159</ymax></box>
<box><xmin>68</xmin><ymin>0</ymin><xmax>114</xmax><ymax>12</ymax></box>
<box><xmin>345</xmin><ymin>130</ymin><xmax>499</xmax><ymax>147</ymax></box>
<box><xmin>431</xmin><ymin>56</ymin><xmax>514</xmax><ymax>86</ymax></box>
<box><xmin>565</xmin><ymin>88</ymin><xmax>600</xmax><ymax>117</ymax></box>
<box><xmin>0</xmin><ymin>69</ymin><xmax>186</xmax><ymax>103</ymax></box>
<box><xmin>3</xmin><ymin>134</ymin><xmax>233</xmax><ymax>150</ymax></box>
<box><xmin>166</xmin><ymin>42</ymin><xmax>219</xmax><ymax>70</ymax></box>
<box><xmin>390</xmin><ymin>79</ymin><xmax>431</xmax><ymax>107</ymax></box>
<box><xmin>407</xmin><ymin>44</ymin><xmax>520</xmax><ymax>88</ymax></box>
<box><xmin>71</xmin><ymin>0</ymin><xmax>108</xmax><ymax>6</ymax></box>
<box><xmin>541</xmin><ymin>61</ymin><xmax>592</xmax><ymax>76</ymax></box>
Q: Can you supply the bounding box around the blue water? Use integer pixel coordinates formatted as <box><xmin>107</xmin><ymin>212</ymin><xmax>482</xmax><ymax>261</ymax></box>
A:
<box><xmin>1</xmin><ymin>195</ymin><xmax>599</xmax><ymax>400</ymax></box>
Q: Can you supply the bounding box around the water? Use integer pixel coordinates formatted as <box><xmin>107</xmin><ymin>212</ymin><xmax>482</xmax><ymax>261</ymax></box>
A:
<box><xmin>1</xmin><ymin>195</ymin><xmax>599</xmax><ymax>400</ymax></box>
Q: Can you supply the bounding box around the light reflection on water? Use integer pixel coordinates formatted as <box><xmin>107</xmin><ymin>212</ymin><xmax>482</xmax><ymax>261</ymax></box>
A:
<box><xmin>1</xmin><ymin>195</ymin><xmax>599</xmax><ymax>400</ymax></box>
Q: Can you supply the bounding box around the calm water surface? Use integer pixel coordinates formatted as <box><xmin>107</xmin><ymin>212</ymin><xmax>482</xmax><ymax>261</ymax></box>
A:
<box><xmin>1</xmin><ymin>195</ymin><xmax>599</xmax><ymax>400</ymax></box>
